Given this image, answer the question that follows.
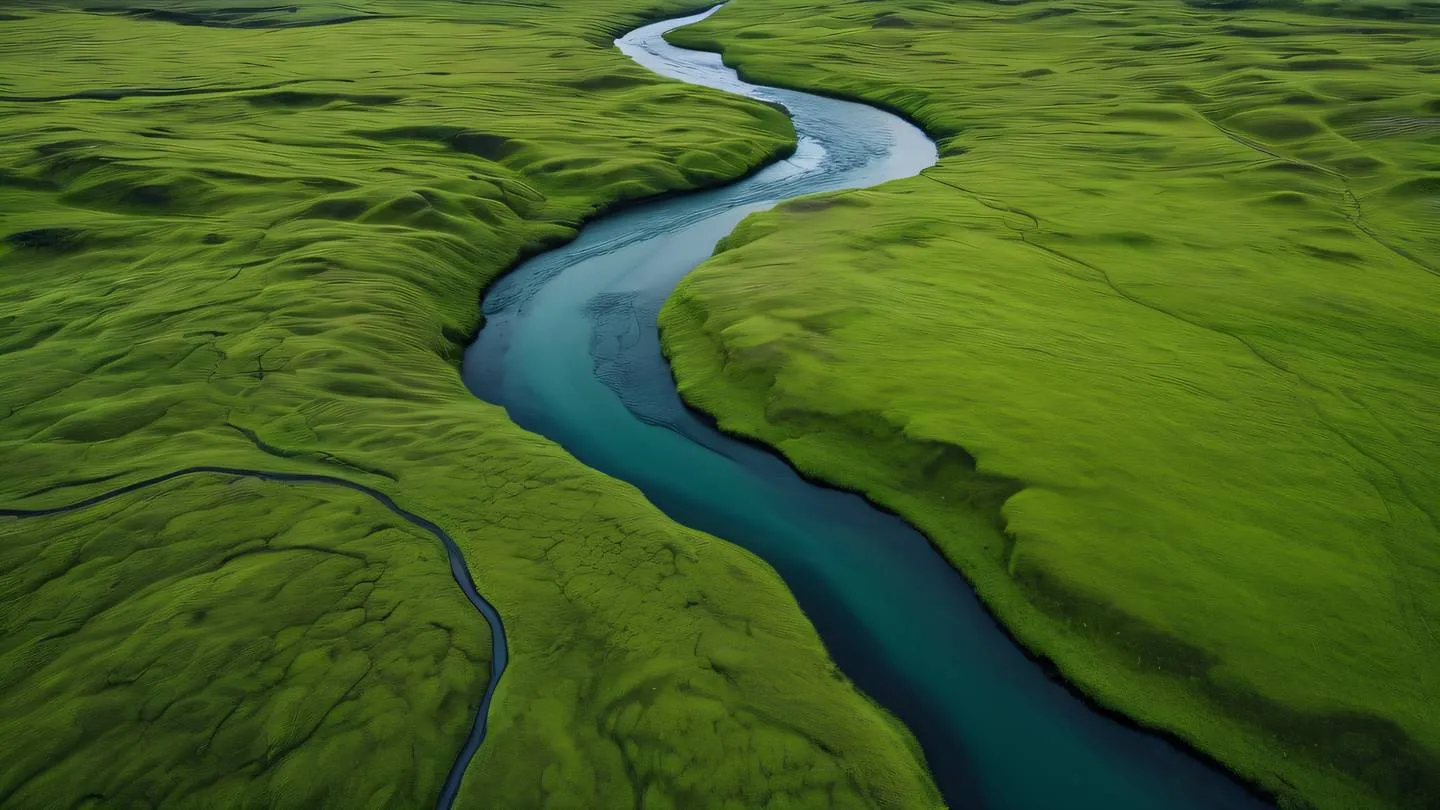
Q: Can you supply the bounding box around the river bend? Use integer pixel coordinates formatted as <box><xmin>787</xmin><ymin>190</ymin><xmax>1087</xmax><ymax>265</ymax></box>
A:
<box><xmin>464</xmin><ymin>8</ymin><xmax>1269</xmax><ymax>809</ymax></box>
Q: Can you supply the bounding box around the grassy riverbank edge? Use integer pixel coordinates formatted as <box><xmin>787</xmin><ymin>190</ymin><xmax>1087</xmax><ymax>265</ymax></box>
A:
<box><xmin>658</xmin><ymin>3</ymin><xmax>1440</xmax><ymax>809</ymax></box>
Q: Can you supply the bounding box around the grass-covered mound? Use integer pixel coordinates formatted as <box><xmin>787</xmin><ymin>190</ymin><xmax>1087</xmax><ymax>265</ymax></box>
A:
<box><xmin>0</xmin><ymin>2</ymin><xmax>941</xmax><ymax>807</ymax></box>
<box><xmin>661</xmin><ymin>1</ymin><xmax>1440</xmax><ymax>808</ymax></box>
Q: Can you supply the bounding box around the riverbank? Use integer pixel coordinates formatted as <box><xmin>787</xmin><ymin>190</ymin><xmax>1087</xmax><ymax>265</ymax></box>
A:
<box><xmin>467</xmin><ymin>10</ymin><xmax>1278</xmax><ymax>809</ymax></box>
<box><xmin>659</xmin><ymin>2</ymin><xmax>1440</xmax><ymax>809</ymax></box>
<box><xmin>0</xmin><ymin>2</ymin><xmax>938</xmax><ymax>806</ymax></box>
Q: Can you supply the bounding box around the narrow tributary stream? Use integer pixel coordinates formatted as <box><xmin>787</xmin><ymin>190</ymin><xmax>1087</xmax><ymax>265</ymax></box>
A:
<box><xmin>464</xmin><ymin>7</ymin><xmax>1271</xmax><ymax>809</ymax></box>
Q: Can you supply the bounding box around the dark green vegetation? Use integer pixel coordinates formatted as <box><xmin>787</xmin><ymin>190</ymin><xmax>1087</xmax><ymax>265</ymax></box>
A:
<box><xmin>660</xmin><ymin>1</ymin><xmax>1440</xmax><ymax>808</ymax></box>
<box><xmin>0</xmin><ymin>2</ymin><xmax>941</xmax><ymax>807</ymax></box>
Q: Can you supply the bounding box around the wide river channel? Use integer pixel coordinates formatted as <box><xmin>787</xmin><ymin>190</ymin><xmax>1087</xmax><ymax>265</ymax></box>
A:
<box><xmin>463</xmin><ymin>7</ymin><xmax>1271</xmax><ymax>809</ymax></box>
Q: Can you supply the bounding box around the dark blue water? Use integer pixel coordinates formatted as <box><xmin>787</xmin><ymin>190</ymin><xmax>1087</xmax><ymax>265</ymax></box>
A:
<box><xmin>463</xmin><ymin>8</ymin><xmax>1269</xmax><ymax>809</ymax></box>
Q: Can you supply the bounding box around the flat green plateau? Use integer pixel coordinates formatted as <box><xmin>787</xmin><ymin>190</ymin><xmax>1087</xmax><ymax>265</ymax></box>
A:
<box><xmin>660</xmin><ymin>1</ymin><xmax>1440</xmax><ymax>809</ymax></box>
<box><xmin>0</xmin><ymin>2</ymin><xmax>939</xmax><ymax>807</ymax></box>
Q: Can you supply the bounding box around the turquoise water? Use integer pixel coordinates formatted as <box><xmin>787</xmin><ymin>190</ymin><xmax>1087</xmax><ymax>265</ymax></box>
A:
<box><xmin>463</xmin><ymin>8</ymin><xmax>1271</xmax><ymax>809</ymax></box>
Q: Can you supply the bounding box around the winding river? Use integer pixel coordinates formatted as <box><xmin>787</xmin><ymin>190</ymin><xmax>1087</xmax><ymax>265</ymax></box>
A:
<box><xmin>464</xmin><ymin>7</ymin><xmax>1271</xmax><ymax>810</ymax></box>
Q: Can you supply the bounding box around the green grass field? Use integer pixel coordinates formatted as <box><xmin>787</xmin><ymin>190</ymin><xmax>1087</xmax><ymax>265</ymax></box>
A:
<box><xmin>0</xmin><ymin>2</ymin><xmax>941</xmax><ymax>807</ymax></box>
<box><xmin>659</xmin><ymin>1</ymin><xmax>1440</xmax><ymax>808</ymax></box>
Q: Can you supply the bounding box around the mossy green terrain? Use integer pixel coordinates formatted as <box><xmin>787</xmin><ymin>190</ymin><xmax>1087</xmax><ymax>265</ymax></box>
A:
<box><xmin>0</xmin><ymin>2</ymin><xmax>940</xmax><ymax>807</ymax></box>
<box><xmin>661</xmin><ymin>1</ymin><xmax>1440</xmax><ymax>808</ymax></box>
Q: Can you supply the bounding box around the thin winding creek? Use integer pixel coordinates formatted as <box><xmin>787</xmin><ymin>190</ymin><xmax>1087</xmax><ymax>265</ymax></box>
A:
<box><xmin>0</xmin><ymin>466</ymin><xmax>506</xmax><ymax>810</ymax></box>
<box><xmin>464</xmin><ymin>7</ymin><xmax>1271</xmax><ymax>809</ymax></box>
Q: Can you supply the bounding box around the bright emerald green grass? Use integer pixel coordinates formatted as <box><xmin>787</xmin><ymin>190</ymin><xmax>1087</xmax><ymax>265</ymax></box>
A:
<box><xmin>661</xmin><ymin>2</ymin><xmax>1440</xmax><ymax>809</ymax></box>
<box><xmin>0</xmin><ymin>2</ymin><xmax>940</xmax><ymax>807</ymax></box>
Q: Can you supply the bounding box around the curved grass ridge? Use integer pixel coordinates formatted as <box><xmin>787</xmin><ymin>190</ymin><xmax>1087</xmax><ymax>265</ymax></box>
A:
<box><xmin>1</xmin><ymin>1</ymin><xmax>940</xmax><ymax>807</ymax></box>
<box><xmin>659</xmin><ymin>2</ymin><xmax>1440</xmax><ymax>809</ymax></box>
<box><xmin>0</xmin><ymin>465</ymin><xmax>508</xmax><ymax>809</ymax></box>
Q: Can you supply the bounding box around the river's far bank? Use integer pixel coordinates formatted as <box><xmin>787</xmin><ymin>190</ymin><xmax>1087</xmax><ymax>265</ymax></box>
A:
<box><xmin>657</xmin><ymin>3</ymin><xmax>1440</xmax><ymax>810</ymax></box>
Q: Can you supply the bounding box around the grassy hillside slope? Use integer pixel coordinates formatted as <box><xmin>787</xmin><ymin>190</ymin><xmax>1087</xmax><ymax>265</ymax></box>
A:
<box><xmin>661</xmin><ymin>1</ymin><xmax>1440</xmax><ymax>808</ymax></box>
<box><xmin>0</xmin><ymin>2</ymin><xmax>941</xmax><ymax>807</ymax></box>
